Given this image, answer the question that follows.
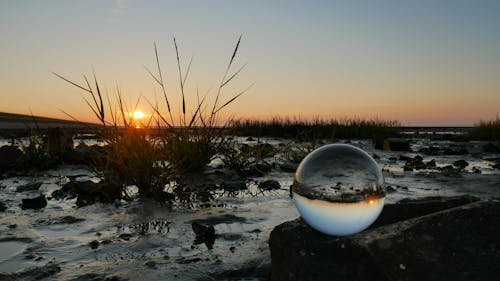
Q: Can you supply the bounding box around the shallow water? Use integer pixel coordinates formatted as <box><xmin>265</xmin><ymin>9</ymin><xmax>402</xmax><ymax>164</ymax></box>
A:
<box><xmin>1</xmin><ymin>137</ymin><xmax>499</xmax><ymax>280</ymax></box>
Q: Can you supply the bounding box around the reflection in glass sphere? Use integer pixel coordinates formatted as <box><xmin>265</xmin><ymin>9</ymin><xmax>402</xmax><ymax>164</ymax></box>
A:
<box><xmin>292</xmin><ymin>144</ymin><xmax>385</xmax><ymax>236</ymax></box>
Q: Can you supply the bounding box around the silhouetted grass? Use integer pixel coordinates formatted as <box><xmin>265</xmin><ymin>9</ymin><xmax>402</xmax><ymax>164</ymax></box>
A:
<box><xmin>467</xmin><ymin>116</ymin><xmax>500</xmax><ymax>141</ymax></box>
<box><xmin>230</xmin><ymin>116</ymin><xmax>400</xmax><ymax>140</ymax></box>
<box><xmin>53</xmin><ymin>36</ymin><xmax>249</xmax><ymax>201</ymax></box>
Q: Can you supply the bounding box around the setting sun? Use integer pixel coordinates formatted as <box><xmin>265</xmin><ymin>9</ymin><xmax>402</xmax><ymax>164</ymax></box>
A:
<box><xmin>133</xmin><ymin>110</ymin><xmax>145</xmax><ymax>120</ymax></box>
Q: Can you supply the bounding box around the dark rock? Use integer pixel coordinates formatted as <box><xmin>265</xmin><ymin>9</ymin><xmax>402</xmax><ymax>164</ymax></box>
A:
<box><xmin>16</xmin><ymin>182</ymin><xmax>43</xmax><ymax>192</ymax></box>
<box><xmin>483</xmin><ymin>142</ymin><xmax>500</xmax><ymax>153</ymax></box>
<box><xmin>258</xmin><ymin>180</ymin><xmax>281</xmax><ymax>190</ymax></box>
<box><xmin>88</xmin><ymin>240</ymin><xmax>99</xmax><ymax>249</ymax></box>
<box><xmin>425</xmin><ymin>159</ymin><xmax>436</xmax><ymax>169</ymax></box>
<box><xmin>69</xmin><ymin>273</ymin><xmax>126</xmax><ymax>281</ymax></box>
<box><xmin>246</xmin><ymin>137</ymin><xmax>256</xmax><ymax>141</ymax></box>
<box><xmin>36</xmin><ymin>215</ymin><xmax>85</xmax><ymax>225</ymax></box>
<box><xmin>255</xmin><ymin>143</ymin><xmax>275</xmax><ymax>158</ymax></box>
<box><xmin>118</xmin><ymin>233</ymin><xmax>133</xmax><ymax>241</ymax></box>
<box><xmin>403</xmin><ymin>156</ymin><xmax>426</xmax><ymax>171</ymax></box>
<box><xmin>270</xmin><ymin>200</ymin><xmax>499</xmax><ymax>281</ymax></box>
<box><xmin>372</xmin><ymin>133</ymin><xmax>398</xmax><ymax>150</ymax></box>
<box><xmin>21</xmin><ymin>194</ymin><xmax>47</xmax><ymax>210</ymax></box>
<box><xmin>192</xmin><ymin>222</ymin><xmax>216</xmax><ymax>249</ymax></box>
<box><xmin>383</xmin><ymin>138</ymin><xmax>412</xmax><ymax>152</ymax></box>
<box><xmin>52</xmin><ymin>180</ymin><xmax>121</xmax><ymax>207</ymax></box>
<box><xmin>370</xmin><ymin>195</ymin><xmax>479</xmax><ymax>228</ymax></box>
<box><xmin>472</xmin><ymin>167</ymin><xmax>482</xmax><ymax>174</ymax></box>
<box><xmin>453</xmin><ymin>159</ymin><xmax>469</xmax><ymax>169</ymax></box>
<box><xmin>0</xmin><ymin>201</ymin><xmax>6</xmax><ymax>212</ymax></box>
<box><xmin>221</xmin><ymin>180</ymin><xmax>247</xmax><ymax>192</ymax></box>
<box><xmin>279</xmin><ymin>162</ymin><xmax>298</xmax><ymax>173</ymax></box>
<box><xmin>145</xmin><ymin>261</ymin><xmax>157</xmax><ymax>269</ymax></box>
<box><xmin>0</xmin><ymin>262</ymin><xmax>61</xmax><ymax>280</ymax></box>
<box><xmin>0</xmin><ymin>145</ymin><xmax>22</xmax><ymax>170</ymax></box>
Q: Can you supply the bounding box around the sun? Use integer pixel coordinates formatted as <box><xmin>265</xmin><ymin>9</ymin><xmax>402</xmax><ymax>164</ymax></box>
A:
<box><xmin>133</xmin><ymin>110</ymin><xmax>145</xmax><ymax>120</ymax></box>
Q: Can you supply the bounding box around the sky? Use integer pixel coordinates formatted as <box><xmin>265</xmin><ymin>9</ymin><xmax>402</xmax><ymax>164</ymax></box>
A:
<box><xmin>1</xmin><ymin>0</ymin><xmax>499</xmax><ymax>126</ymax></box>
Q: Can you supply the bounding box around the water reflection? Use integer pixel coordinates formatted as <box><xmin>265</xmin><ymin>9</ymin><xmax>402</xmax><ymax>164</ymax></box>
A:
<box><xmin>293</xmin><ymin>192</ymin><xmax>384</xmax><ymax>236</ymax></box>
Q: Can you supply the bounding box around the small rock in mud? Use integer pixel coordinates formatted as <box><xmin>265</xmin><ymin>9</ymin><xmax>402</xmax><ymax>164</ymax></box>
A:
<box><xmin>88</xmin><ymin>240</ymin><xmax>99</xmax><ymax>249</ymax></box>
<box><xmin>118</xmin><ymin>233</ymin><xmax>134</xmax><ymax>241</ymax></box>
<box><xmin>0</xmin><ymin>262</ymin><xmax>61</xmax><ymax>280</ymax></box>
<box><xmin>258</xmin><ymin>179</ymin><xmax>281</xmax><ymax>190</ymax></box>
<box><xmin>220</xmin><ymin>180</ymin><xmax>247</xmax><ymax>191</ymax></box>
<box><xmin>192</xmin><ymin>222</ymin><xmax>216</xmax><ymax>249</ymax></box>
<box><xmin>37</xmin><ymin>215</ymin><xmax>85</xmax><ymax>225</ymax></box>
<box><xmin>176</xmin><ymin>257</ymin><xmax>202</xmax><ymax>264</ymax></box>
<box><xmin>16</xmin><ymin>182</ymin><xmax>43</xmax><ymax>192</ymax></box>
<box><xmin>279</xmin><ymin>162</ymin><xmax>297</xmax><ymax>173</ymax></box>
<box><xmin>0</xmin><ymin>201</ymin><xmax>6</xmax><ymax>212</ymax></box>
<box><xmin>144</xmin><ymin>261</ymin><xmax>157</xmax><ymax>269</ymax></box>
<box><xmin>70</xmin><ymin>273</ymin><xmax>126</xmax><ymax>281</ymax></box>
<box><xmin>0</xmin><ymin>145</ymin><xmax>22</xmax><ymax>170</ymax></box>
<box><xmin>425</xmin><ymin>159</ymin><xmax>436</xmax><ymax>169</ymax></box>
<box><xmin>453</xmin><ymin>159</ymin><xmax>469</xmax><ymax>169</ymax></box>
<box><xmin>21</xmin><ymin>194</ymin><xmax>47</xmax><ymax>210</ymax></box>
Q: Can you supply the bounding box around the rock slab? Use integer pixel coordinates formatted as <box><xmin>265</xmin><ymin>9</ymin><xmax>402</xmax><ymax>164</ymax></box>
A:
<box><xmin>269</xmin><ymin>200</ymin><xmax>500</xmax><ymax>281</ymax></box>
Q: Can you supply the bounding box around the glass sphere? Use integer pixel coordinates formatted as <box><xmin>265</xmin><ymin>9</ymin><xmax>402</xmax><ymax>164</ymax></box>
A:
<box><xmin>292</xmin><ymin>143</ymin><xmax>385</xmax><ymax>236</ymax></box>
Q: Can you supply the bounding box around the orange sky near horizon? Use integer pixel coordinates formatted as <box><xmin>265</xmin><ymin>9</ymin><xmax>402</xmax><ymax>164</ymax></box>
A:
<box><xmin>1</xmin><ymin>1</ymin><xmax>499</xmax><ymax>127</ymax></box>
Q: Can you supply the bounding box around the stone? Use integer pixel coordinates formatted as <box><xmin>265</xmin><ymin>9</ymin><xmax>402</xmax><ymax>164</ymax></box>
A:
<box><xmin>0</xmin><ymin>201</ymin><xmax>6</xmax><ymax>212</ymax></box>
<box><xmin>382</xmin><ymin>138</ymin><xmax>412</xmax><ymax>152</ymax></box>
<box><xmin>0</xmin><ymin>262</ymin><xmax>61</xmax><ymax>280</ymax></box>
<box><xmin>16</xmin><ymin>182</ymin><xmax>43</xmax><ymax>192</ymax></box>
<box><xmin>269</xmin><ymin>197</ymin><xmax>497</xmax><ymax>281</ymax></box>
<box><xmin>258</xmin><ymin>179</ymin><xmax>281</xmax><ymax>190</ymax></box>
<box><xmin>52</xmin><ymin>180</ymin><xmax>122</xmax><ymax>207</ymax></box>
<box><xmin>403</xmin><ymin>156</ymin><xmax>426</xmax><ymax>171</ymax></box>
<box><xmin>21</xmin><ymin>195</ymin><xmax>47</xmax><ymax>210</ymax></box>
<box><xmin>192</xmin><ymin>222</ymin><xmax>216</xmax><ymax>249</ymax></box>
<box><xmin>0</xmin><ymin>145</ymin><xmax>22</xmax><ymax>170</ymax></box>
<box><xmin>221</xmin><ymin>180</ymin><xmax>247</xmax><ymax>192</ymax></box>
<box><xmin>453</xmin><ymin>159</ymin><xmax>469</xmax><ymax>169</ymax></box>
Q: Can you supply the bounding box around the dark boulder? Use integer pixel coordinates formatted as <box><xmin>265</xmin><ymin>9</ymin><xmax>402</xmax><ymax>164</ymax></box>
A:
<box><xmin>192</xmin><ymin>222</ymin><xmax>216</xmax><ymax>249</ymax></box>
<box><xmin>425</xmin><ymin>159</ymin><xmax>436</xmax><ymax>168</ymax></box>
<box><xmin>221</xmin><ymin>180</ymin><xmax>247</xmax><ymax>192</ymax></box>
<box><xmin>21</xmin><ymin>195</ymin><xmax>47</xmax><ymax>210</ymax></box>
<box><xmin>270</xmin><ymin>199</ymin><xmax>500</xmax><ymax>281</ymax></box>
<box><xmin>0</xmin><ymin>201</ymin><xmax>6</xmax><ymax>212</ymax></box>
<box><xmin>403</xmin><ymin>155</ymin><xmax>426</xmax><ymax>171</ymax></box>
<box><xmin>258</xmin><ymin>180</ymin><xmax>281</xmax><ymax>191</ymax></box>
<box><xmin>0</xmin><ymin>262</ymin><xmax>61</xmax><ymax>280</ymax></box>
<box><xmin>16</xmin><ymin>182</ymin><xmax>43</xmax><ymax>192</ymax></box>
<box><xmin>453</xmin><ymin>159</ymin><xmax>469</xmax><ymax>169</ymax></box>
<box><xmin>0</xmin><ymin>145</ymin><xmax>22</xmax><ymax>170</ymax></box>
<box><xmin>52</xmin><ymin>180</ymin><xmax>121</xmax><ymax>207</ymax></box>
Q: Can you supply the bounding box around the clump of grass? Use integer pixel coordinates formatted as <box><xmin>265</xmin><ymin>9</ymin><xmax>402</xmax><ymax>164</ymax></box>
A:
<box><xmin>230</xmin><ymin>116</ymin><xmax>400</xmax><ymax>140</ymax></box>
<box><xmin>148</xmin><ymin>36</ymin><xmax>250</xmax><ymax>174</ymax></box>
<box><xmin>54</xmin><ymin>36</ymin><xmax>249</xmax><ymax>201</ymax></box>
<box><xmin>467</xmin><ymin>116</ymin><xmax>500</xmax><ymax>141</ymax></box>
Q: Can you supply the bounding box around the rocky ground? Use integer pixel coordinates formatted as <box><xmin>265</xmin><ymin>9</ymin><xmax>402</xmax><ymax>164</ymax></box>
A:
<box><xmin>1</xmin><ymin>135</ymin><xmax>499</xmax><ymax>280</ymax></box>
